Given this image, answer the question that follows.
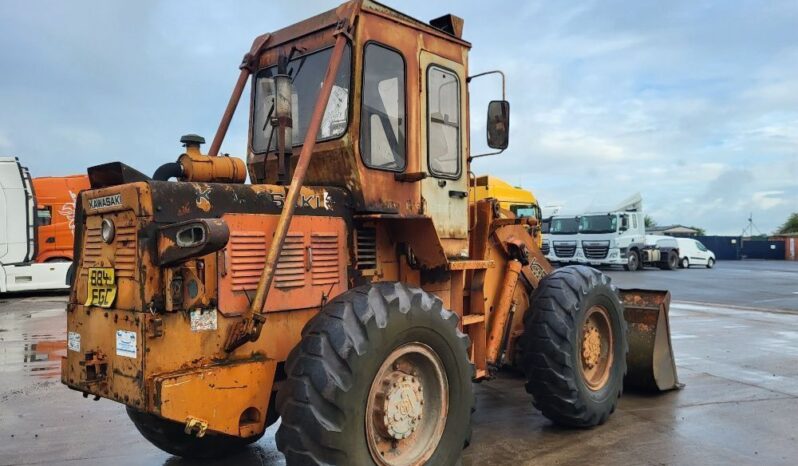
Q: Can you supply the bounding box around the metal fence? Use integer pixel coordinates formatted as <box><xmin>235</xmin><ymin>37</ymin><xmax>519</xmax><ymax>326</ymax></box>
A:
<box><xmin>693</xmin><ymin>235</ymin><xmax>786</xmax><ymax>260</ymax></box>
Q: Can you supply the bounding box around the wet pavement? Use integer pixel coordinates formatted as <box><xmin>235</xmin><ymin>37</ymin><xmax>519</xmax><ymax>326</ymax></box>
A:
<box><xmin>1</xmin><ymin>260</ymin><xmax>797</xmax><ymax>465</ymax></box>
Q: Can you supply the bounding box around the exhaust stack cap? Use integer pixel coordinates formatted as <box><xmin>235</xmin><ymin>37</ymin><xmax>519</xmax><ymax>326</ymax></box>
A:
<box><xmin>180</xmin><ymin>134</ymin><xmax>206</xmax><ymax>148</ymax></box>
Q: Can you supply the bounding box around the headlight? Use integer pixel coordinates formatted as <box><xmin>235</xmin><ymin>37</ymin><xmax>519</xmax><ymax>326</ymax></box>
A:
<box><xmin>101</xmin><ymin>218</ymin><xmax>115</xmax><ymax>244</ymax></box>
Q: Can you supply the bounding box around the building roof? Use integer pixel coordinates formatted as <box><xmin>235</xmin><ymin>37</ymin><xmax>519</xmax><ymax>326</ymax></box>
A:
<box><xmin>646</xmin><ymin>225</ymin><xmax>700</xmax><ymax>234</ymax></box>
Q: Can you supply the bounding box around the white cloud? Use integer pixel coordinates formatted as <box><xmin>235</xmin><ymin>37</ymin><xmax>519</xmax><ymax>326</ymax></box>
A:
<box><xmin>752</xmin><ymin>191</ymin><xmax>786</xmax><ymax>210</ymax></box>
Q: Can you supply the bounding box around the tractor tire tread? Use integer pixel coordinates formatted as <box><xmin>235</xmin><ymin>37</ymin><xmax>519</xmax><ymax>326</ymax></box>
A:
<box><xmin>276</xmin><ymin>282</ymin><xmax>473</xmax><ymax>465</ymax></box>
<box><xmin>521</xmin><ymin>265</ymin><xmax>628</xmax><ymax>428</ymax></box>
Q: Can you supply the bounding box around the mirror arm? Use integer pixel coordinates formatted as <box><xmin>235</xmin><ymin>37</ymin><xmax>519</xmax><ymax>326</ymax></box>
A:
<box><xmin>467</xmin><ymin>70</ymin><xmax>508</xmax><ymax>161</ymax></box>
<box><xmin>467</xmin><ymin>70</ymin><xmax>506</xmax><ymax>100</ymax></box>
<box><xmin>469</xmin><ymin>149</ymin><xmax>504</xmax><ymax>161</ymax></box>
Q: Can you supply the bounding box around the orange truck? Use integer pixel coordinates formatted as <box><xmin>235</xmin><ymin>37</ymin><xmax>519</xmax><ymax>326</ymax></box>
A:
<box><xmin>32</xmin><ymin>175</ymin><xmax>90</xmax><ymax>262</ymax></box>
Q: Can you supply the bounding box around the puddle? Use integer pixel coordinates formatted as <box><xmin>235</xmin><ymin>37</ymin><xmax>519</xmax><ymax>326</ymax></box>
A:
<box><xmin>0</xmin><ymin>303</ymin><xmax>68</xmax><ymax>391</ymax></box>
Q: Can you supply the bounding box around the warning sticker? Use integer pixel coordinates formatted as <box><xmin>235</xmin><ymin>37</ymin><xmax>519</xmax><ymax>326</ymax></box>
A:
<box><xmin>67</xmin><ymin>332</ymin><xmax>81</xmax><ymax>352</ymax></box>
<box><xmin>116</xmin><ymin>330</ymin><xmax>137</xmax><ymax>358</ymax></box>
<box><xmin>190</xmin><ymin>309</ymin><xmax>218</xmax><ymax>332</ymax></box>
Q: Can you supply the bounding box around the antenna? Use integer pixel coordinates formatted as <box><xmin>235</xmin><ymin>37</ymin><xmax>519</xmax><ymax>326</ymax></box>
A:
<box><xmin>741</xmin><ymin>212</ymin><xmax>763</xmax><ymax>237</ymax></box>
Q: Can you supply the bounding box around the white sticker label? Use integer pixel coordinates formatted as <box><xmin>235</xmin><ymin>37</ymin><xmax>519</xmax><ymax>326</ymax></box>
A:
<box><xmin>88</xmin><ymin>194</ymin><xmax>122</xmax><ymax>210</ymax></box>
<box><xmin>116</xmin><ymin>330</ymin><xmax>137</xmax><ymax>358</ymax></box>
<box><xmin>67</xmin><ymin>332</ymin><xmax>81</xmax><ymax>352</ymax></box>
<box><xmin>190</xmin><ymin>309</ymin><xmax>218</xmax><ymax>332</ymax></box>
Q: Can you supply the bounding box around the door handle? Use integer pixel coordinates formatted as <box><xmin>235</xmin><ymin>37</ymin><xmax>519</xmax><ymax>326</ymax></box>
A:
<box><xmin>448</xmin><ymin>190</ymin><xmax>468</xmax><ymax>199</ymax></box>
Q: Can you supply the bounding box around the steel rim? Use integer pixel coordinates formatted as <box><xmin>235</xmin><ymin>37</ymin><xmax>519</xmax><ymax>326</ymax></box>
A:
<box><xmin>366</xmin><ymin>342</ymin><xmax>448</xmax><ymax>466</ymax></box>
<box><xmin>579</xmin><ymin>305</ymin><xmax>614</xmax><ymax>391</ymax></box>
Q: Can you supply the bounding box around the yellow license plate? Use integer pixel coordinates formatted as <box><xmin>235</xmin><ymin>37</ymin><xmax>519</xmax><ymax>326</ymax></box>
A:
<box><xmin>86</xmin><ymin>267</ymin><xmax>117</xmax><ymax>308</ymax></box>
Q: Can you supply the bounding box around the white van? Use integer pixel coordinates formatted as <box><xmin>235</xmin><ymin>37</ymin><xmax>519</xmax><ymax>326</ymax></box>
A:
<box><xmin>674</xmin><ymin>238</ymin><xmax>715</xmax><ymax>269</ymax></box>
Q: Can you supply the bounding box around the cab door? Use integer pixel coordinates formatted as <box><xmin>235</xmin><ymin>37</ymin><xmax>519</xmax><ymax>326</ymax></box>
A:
<box><xmin>419</xmin><ymin>51</ymin><xmax>468</xmax><ymax>244</ymax></box>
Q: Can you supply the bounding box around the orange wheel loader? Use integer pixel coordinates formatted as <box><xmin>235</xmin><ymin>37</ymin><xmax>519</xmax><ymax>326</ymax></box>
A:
<box><xmin>62</xmin><ymin>2</ymin><xmax>679</xmax><ymax>464</ymax></box>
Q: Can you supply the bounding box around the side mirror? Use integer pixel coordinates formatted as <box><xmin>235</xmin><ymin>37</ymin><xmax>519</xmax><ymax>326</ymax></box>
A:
<box><xmin>486</xmin><ymin>100</ymin><xmax>510</xmax><ymax>150</ymax></box>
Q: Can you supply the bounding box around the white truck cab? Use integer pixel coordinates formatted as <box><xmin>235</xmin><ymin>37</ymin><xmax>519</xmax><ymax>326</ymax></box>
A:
<box><xmin>575</xmin><ymin>211</ymin><xmax>646</xmax><ymax>269</ymax></box>
<box><xmin>0</xmin><ymin>157</ymin><xmax>70</xmax><ymax>293</ymax></box>
<box><xmin>547</xmin><ymin>215</ymin><xmax>580</xmax><ymax>264</ymax></box>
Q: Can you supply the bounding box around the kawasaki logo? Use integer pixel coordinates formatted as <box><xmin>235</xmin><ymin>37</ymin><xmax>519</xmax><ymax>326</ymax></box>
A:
<box><xmin>88</xmin><ymin>194</ymin><xmax>122</xmax><ymax>210</ymax></box>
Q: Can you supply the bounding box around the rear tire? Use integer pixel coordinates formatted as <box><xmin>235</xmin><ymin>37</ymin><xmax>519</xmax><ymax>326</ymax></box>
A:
<box><xmin>623</xmin><ymin>250</ymin><xmax>640</xmax><ymax>271</ymax></box>
<box><xmin>276</xmin><ymin>282</ymin><xmax>474</xmax><ymax>465</ymax></box>
<box><xmin>681</xmin><ymin>257</ymin><xmax>690</xmax><ymax>269</ymax></box>
<box><xmin>660</xmin><ymin>251</ymin><xmax>679</xmax><ymax>270</ymax></box>
<box><xmin>520</xmin><ymin>266</ymin><xmax>628</xmax><ymax>427</ymax></box>
<box><xmin>126</xmin><ymin>407</ymin><xmax>263</xmax><ymax>459</ymax></box>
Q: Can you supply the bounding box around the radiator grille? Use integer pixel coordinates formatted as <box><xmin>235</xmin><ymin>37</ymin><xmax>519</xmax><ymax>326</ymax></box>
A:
<box><xmin>582</xmin><ymin>241</ymin><xmax>610</xmax><ymax>260</ymax></box>
<box><xmin>311</xmin><ymin>233</ymin><xmax>340</xmax><ymax>286</ymax></box>
<box><xmin>81</xmin><ymin>222</ymin><xmax>137</xmax><ymax>279</ymax></box>
<box><xmin>229</xmin><ymin>231</ymin><xmax>307</xmax><ymax>290</ymax></box>
<box><xmin>583</xmin><ymin>245</ymin><xmax>609</xmax><ymax>260</ymax></box>
<box><xmin>541</xmin><ymin>242</ymin><xmax>550</xmax><ymax>255</ymax></box>
<box><xmin>355</xmin><ymin>227</ymin><xmax>377</xmax><ymax>270</ymax></box>
<box><xmin>274</xmin><ymin>233</ymin><xmax>306</xmax><ymax>289</ymax></box>
<box><xmin>553</xmin><ymin>243</ymin><xmax>576</xmax><ymax>258</ymax></box>
<box><xmin>229</xmin><ymin>231</ymin><xmax>267</xmax><ymax>291</ymax></box>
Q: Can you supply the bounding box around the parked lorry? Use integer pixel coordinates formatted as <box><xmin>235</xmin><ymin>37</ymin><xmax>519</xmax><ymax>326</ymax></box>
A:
<box><xmin>471</xmin><ymin>175</ymin><xmax>543</xmax><ymax>247</ymax></box>
<box><xmin>574</xmin><ymin>194</ymin><xmax>678</xmax><ymax>271</ymax></box>
<box><xmin>61</xmin><ymin>2</ymin><xmax>679</xmax><ymax>464</ymax></box>
<box><xmin>547</xmin><ymin>215</ymin><xmax>580</xmax><ymax>263</ymax></box>
<box><xmin>33</xmin><ymin>174</ymin><xmax>90</xmax><ymax>262</ymax></box>
<box><xmin>0</xmin><ymin>157</ymin><xmax>71</xmax><ymax>292</ymax></box>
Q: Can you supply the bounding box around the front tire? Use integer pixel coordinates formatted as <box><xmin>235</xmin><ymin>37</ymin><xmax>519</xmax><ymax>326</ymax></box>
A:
<box><xmin>276</xmin><ymin>282</ymin><xmax>474</xmax><ymax>465</ymax></box>
<box><xmin>126</xmin><ymin>407</ymin><xmax>263</xmax><ymax>459</ymax></box>
<box><xmin>707</xmin><ymin>258</ymin><xmax>715</xmax><ymax>269</ymax></box>
<box><xmin>623</xmin><ymin>250</ymin><xmax>640</xmax><ymax>271</ymax></box>
<box><xmin>520</xmin><ymin>266</ymin><xmax>628</xmax><ymax>427</ymax></box>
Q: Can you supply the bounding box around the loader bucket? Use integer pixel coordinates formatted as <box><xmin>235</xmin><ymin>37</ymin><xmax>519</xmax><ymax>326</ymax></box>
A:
<box><xmin>619</xmin><ymin>289</ymin><xmax>681</xmax><ymax>392</ymax></box>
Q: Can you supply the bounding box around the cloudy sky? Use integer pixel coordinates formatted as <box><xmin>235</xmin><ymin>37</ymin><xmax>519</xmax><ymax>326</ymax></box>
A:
<box><xmin>1</xmin><ymin>1</ymin><xmax>796</xmax><ymax>234</ymax></box>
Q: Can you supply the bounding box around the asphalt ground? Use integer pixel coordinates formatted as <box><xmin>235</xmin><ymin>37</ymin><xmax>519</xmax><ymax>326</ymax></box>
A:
<box><xmin>1</xmin><ymin>260</ymin><xmax>797</xmax><ymax>465</ymax></box>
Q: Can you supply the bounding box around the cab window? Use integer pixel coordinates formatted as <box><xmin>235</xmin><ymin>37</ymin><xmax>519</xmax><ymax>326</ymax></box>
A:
<box><xmin>360</xmin><ymin>43</ymin><xmax>406</xmax><ymax>171</ymax></box>
<box><xmin>510</xmin><ymin>204</ymin><xmax>541</xmax><ymax>221</ymax></box>
<box><xmin>427</xmin><ymin>65</ymin><xmax>460</xmax><ymax>178</ymax></box>
<box><xmin>252</xmin><ymin>45</ymin><xmax>352</xmax><ymax>153</ymax></box>
<box><xmin>36</xmin><ymin>206</ymin><xmax>52</xmax><ymax>226</ymax></box>
<box><xmin>695</xmin><ymin>241</ymin><xmax>708</xmax><ymax>252</ymax></box>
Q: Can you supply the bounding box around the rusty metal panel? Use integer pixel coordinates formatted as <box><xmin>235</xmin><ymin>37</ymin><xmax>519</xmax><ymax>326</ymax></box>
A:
<box><xmin>218</xmin><ymin>214</ymin><xmax>347</xmax><ymax>315</ymax></box>
<box><xmin>61</xmin><ymin>307</ymin><xmax>146</xmax><ymax>410</ymax></box>
<box><xmin>155</xmin><ymin>359</ymin><xmax>276</xmax><ymax>437</ymax></box>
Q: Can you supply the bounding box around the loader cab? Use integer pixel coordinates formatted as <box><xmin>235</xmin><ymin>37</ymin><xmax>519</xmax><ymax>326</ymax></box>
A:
<box><xmin>246</xmin><ymin>1</ymin><xmax>507</xmax><ymax>259</ymax></box>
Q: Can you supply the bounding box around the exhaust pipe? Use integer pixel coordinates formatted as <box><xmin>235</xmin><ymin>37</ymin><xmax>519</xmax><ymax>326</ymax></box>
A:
<box><xmin>153</xmin><ymin>162</ymin><xmax>183</xmax><ymax>181</ymax></box>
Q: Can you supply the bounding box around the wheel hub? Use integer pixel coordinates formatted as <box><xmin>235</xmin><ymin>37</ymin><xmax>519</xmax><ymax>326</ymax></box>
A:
<box><xmin>375</xmin><ymin>372</ymin><xmax>424</xmax><ymax>440</ymax></box>
<box><xmin>582</xmin><ymin>325</ymin><xmax>602</xmax><ymax>369</ymax></box>
<box><xmin>579</xmin><ymin>305</ymin><xmax>614</xmax><ymax>391</ymax></box>
<box><xmin>366</xmin><ymin>343</ymin><xmax>448</xmax><ymax>466</ymax></box>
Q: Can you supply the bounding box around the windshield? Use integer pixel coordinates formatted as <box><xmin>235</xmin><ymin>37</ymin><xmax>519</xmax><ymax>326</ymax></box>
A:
<box><xmin>579</xmin><ymin>214</ymin><xmax>618</xmax><ymax>234</ymax></box>
<box><xmin>252</xmin><ymin>45</ymin><xmax>351</xmax><ymax>153</ymax></box>
<box><xmin>510</xmin><ymin>204</ymin><xmax>541</xmax><ymax>221</ymax></box>
<box><xmin>550</xmin><ymin>217</ymin><xmax>578</xmax><ymax>234</ymax></box>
